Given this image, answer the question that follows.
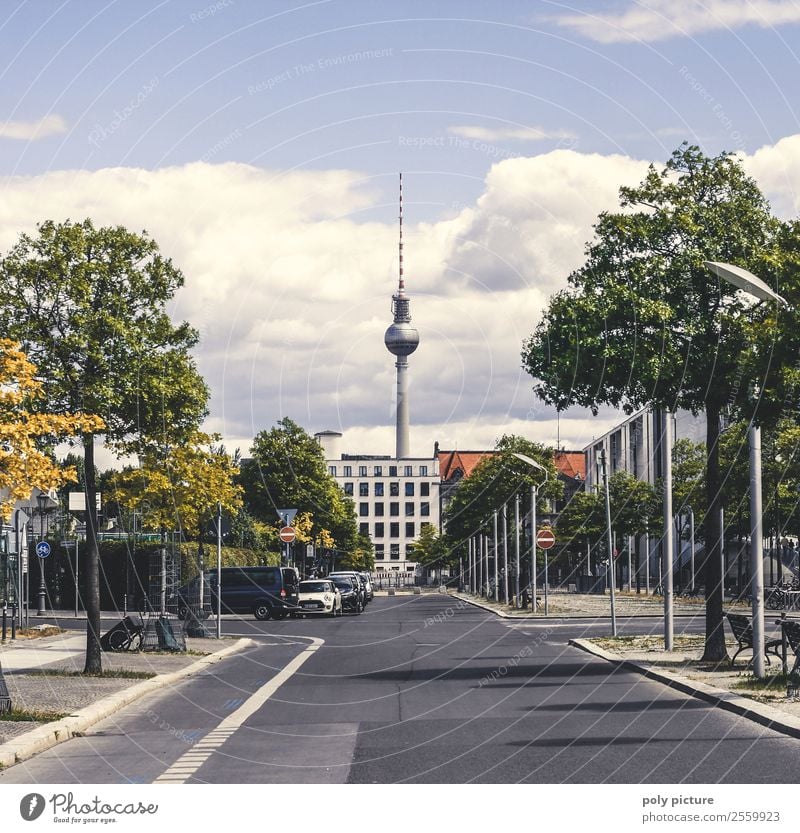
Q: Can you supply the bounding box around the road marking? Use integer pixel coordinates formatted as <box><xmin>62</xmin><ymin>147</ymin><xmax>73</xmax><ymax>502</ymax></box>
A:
<box><xmin>153</xmin><ymin>635</ymin><xmax>323</xmax><ymax>784</ymax></box>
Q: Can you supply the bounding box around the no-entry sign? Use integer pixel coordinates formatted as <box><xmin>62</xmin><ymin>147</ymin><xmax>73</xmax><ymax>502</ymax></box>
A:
<box><xmin>536</xmin><ymin>528</ymin><xmax>556</xmax><ymax>550</ymax></box>
<box><xmin>279</xmin><ymin>526</ymin><xmax>296</xmax><ymax>543</ymax></box>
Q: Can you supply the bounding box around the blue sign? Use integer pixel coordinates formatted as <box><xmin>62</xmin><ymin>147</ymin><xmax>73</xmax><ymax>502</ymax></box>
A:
<box><xmin>36</xmin><ymin>541</ymin><xmax>51</xmax><ymax>558</ymax></box>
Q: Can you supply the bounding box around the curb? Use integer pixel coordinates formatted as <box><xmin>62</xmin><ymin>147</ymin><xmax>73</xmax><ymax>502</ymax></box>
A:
<box><xmin>569</xmin><ymin>637</ymin><xmax>800</xmax><ymax>741</ymax></box>
<box><xmin>449</xmin><ymin>592</ymin><xmax>706</xmax><ymax>621</ymax></box>
<box><xmin>0</xmin><ymin>637</ymin><xmax>257</xmax><ymax>768</ymax></box>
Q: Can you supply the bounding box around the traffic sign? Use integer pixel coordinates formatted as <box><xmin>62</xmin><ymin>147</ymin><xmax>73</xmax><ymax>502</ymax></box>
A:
<box><xmin>277</xmin><ymin>508</ymin><xmax>298</xmax><ymax>525</ymax></box>
<box><xmin>36</xmin><ymin>541</ymin><xmax>51</xmax><ymax>558</ymax></box>
<box><xmin>536</xmin><ymin>529</ymin><xmax>556</xmax><ymax>550</ymax></box>
<box><xmin>279</xmin><ymin>526</ymin><xmax>296</xmax><ymax>543</ymax></box>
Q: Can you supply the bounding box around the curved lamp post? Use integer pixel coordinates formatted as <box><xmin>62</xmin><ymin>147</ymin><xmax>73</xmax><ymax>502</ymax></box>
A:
<box><xmin>512</xmin><ymin>452</ymin><xmax>549</xmax><ymax>614</ymax></box>
<box><xmin>704</xmin><ymin>261</ymin><xmax>788</xmax><ymax>678</ymax></box>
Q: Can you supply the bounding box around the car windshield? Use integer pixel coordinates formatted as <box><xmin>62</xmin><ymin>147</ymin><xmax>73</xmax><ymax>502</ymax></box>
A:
<box><xmin>332</xmin><ymin>579</ymin><xmax>352</xmax><ymax>590</ymax></box>
<box><xmin>300</xmin><ymin>581</ymin><xmax>330</xmax><ymax>593</ymax></box>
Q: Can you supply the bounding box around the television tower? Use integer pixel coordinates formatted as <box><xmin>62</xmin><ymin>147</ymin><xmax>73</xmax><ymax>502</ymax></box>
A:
<box><xmin>384</xmin><ymin>173</ymin><xmax>419</xmax><ymax>459</ymax></box>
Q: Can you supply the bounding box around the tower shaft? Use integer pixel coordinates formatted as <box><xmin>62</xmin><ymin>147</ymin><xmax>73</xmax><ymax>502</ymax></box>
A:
<box><xmin>395</xmin><ymin>356</ymin><xmax>410</xmax><ymax>459</ymax></box>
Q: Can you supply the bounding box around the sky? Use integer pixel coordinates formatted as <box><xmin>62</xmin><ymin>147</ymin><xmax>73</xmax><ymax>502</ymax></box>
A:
<box><xmin>3</xmin><ymin>0</ymin><xmax>800</xmax><ymax>464</ymax></box>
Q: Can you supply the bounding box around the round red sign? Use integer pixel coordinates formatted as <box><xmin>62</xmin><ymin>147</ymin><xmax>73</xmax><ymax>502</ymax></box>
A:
<box><xmin>536</xmin><ymin>528</ymin><xmax>556</xmax><ymax>550</ymax></box>
<box><xmin>279</xmin><ymin>526</ymin><xmax>296</xmax><ymax>543</ymax></box>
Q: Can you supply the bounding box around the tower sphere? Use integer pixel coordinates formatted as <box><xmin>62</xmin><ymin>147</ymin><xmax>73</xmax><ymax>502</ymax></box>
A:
<box><xmin>384</xmin><ymin>321</ymin><xmax>419</xmax><ymax>356</ymax></box>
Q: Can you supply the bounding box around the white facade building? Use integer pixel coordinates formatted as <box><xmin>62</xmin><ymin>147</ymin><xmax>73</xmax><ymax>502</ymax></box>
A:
<box><xmin>315</xmin><ymin>431</ymin><xmax>439</xmax><ymax>573</ymax></box>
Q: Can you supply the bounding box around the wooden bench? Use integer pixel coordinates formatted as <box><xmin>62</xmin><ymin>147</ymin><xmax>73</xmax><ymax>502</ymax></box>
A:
<box><xmin>777</xmin><ymin>618</ymin><xmax>800</xmax><ymax>676</ymax></box>
<box><xmin>726</xmin><ymin>613</ymin><xmax>783</xmax><ymax>667</ymax></box>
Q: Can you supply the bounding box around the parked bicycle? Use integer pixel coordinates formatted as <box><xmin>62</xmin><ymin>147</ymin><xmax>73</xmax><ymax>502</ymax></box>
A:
<box><xmin>100</xmin><ymin>615</ymin><xmax>144</xmax><ymax>652</ymax></box>
<box><xmin>765</xmin><ymin>581</ymin><xmax>800</xmax><ymax>610</ymax></box>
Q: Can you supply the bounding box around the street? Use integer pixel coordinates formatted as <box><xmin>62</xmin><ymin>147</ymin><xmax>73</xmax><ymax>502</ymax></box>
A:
<box><xmin>1</xmin><ymin>594</ymin><xmax>798</xmax><ymax>784</ymax></box>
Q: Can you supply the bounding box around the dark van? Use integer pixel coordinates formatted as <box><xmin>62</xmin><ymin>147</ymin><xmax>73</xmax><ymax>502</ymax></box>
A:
<box><xmin>175</xmin><ymin>566</ymin><xmax>300</xmax><ymax>621</ymax></box>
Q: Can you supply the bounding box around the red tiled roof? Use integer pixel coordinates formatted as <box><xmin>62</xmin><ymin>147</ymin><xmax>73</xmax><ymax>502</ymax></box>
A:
<box><xmin>554</xmin><ymin>450</ymin><xmax>585</xmax><ymax>481</ymax></box>
<box><xmin>438</xmin><ymin>450</ymin><xmax>497</xmax><ymax>481</ymax></box>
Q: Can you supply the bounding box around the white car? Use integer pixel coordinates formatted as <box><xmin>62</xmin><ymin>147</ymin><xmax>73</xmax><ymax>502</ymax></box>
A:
<box><xmin>296</xmin><ymin>579</ymin><xmax>342</xmax><ymax>617</ymax></box>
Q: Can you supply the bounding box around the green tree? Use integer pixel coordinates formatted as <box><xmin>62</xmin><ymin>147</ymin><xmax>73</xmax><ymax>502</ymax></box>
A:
<box><xmin>242</xmin><ymin>417</ymin><xmax>359</xmax><ymax>556</ymax></box>
<box><xmin>522</xmin><ymin>144</ymin><xmax>790</xmax><ymax>660</ymax></box>
<box><xmin>412</xmin><ymin>523</ymin><xmax>449</xmax><ymax>575</ymax></box>
<box><xmin>0</xmin><ymin>220</ymin><xmax>208</xmax><ymax>673</ymax></box>
<box><xmin>444</xmin><ymin>436</ymin><xmax>562</xmax><ymax>561</ymax></box>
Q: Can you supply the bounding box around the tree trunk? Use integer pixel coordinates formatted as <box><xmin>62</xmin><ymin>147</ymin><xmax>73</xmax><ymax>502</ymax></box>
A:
<box><xmin>83</xmin><ymin>433</ymin><xmax>102</xmax><ymax>674</ymax></box>
<box><xmin>701</xmin><ymin>406</ymin><xmax>728</xmax><ymax>662</ymax></box>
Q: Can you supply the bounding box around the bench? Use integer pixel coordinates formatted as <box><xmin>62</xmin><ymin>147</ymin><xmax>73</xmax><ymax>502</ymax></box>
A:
<box><xmin>777</xmin><ymin>618</ymin><xmax>800</xmax><ymax>676</ymax></box>
<box><xmin>726</xmin><ymin>613</ymin><xmax>783</xmax><ymax>667</ymax></box>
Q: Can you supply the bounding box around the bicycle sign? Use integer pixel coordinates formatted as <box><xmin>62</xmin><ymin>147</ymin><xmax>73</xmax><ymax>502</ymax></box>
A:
<box><xmin>36</xmin><ymin>541</ymin><xmax>51</xmax><ymax>558</ymax></box>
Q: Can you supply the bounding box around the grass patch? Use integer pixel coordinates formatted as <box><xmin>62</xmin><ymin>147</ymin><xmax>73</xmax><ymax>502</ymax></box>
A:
<box><xmin>732</xmin><ymin>673</ymin><xmax>794</xmax><ymax>691</ymax></box>
<box><xmin>591</xmin><ymin>635</ymin><xmax>707</xmax><ymax>652</ymax></box>
<box><xmin>0</xmin><ymin>707</ymin><xmax>69</xmax><ymax>722</ymax></box>
<box><xmin>26</xmin><ymin>669</ymin><xmax>156</xmax><ymax>680</ymax></box>
<box><xmin>14</xmin><ymin>626</ymin><xmax>65</xmax><ymax>639</ymax></box>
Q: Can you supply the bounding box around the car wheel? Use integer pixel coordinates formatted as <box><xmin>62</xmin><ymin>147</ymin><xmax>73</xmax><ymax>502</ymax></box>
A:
<box><xmin>254</xmin><ymin>603</ymin><xmax>272</xmax><ymax>621</ymax></box>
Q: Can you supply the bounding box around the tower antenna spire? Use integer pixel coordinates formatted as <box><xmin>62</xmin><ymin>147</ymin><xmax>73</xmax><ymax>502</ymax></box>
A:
<box><xmin>398</xmin><ymin>172</ymin><xmax>404</xmax><ymax>293</ymax></box>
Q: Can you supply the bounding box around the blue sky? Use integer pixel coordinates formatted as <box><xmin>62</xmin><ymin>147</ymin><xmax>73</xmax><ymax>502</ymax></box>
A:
<box><xmin>3</xmin><ymin>0</ymin><xmax>800</xmax><ymax>460</ymax></box>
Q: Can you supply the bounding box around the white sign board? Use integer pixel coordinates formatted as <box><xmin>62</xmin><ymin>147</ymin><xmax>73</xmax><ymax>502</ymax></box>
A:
<box><xmin>68</xmin><ymin>492</ymin><xmax>102</xmax><ymax>512</ymax></box>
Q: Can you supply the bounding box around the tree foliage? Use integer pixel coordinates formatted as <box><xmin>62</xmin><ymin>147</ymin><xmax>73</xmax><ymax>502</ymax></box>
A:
<box><xmin>242</xmin><ymin>417</ymin><xmax>359</xmax><ymax>554</ymax></box>
<box><xmin>444</xmin><ymin>435</ymin><xmax>562</xmax><ymax>555</ymax></box>
<box><xmin>522</xmin><ymin>144</ymin><xmax>794</xmax><ymax>660</ymax></box>
<box><xmin>0</xmin><ymin>340</ymin><xmax>104</xmax><ymax>520</ymax></box>
<box><xmin>0</xmin><ymin>219</ymin><xmax>207</xmax><ymax>673</ymax></box>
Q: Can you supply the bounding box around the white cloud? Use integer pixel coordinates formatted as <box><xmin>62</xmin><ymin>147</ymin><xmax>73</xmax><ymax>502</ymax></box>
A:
<box><xmin>553</xmin><ymin>0</ymin><xmax>800</xmax><ymax>44</ymax></box>
<box><xmin>0</xmin><ymin>114</ymin><xmax>67</xmax><ymax>140</ymax></box>
<box><xmin>4</xmin><ymin>134</ymin><xmax>800</xmax><ymax>464</ymax></box>
<box><xmin>448</xmin><ymin>125</ymin><xmax>576</xmax><ymax>142</ymax></box>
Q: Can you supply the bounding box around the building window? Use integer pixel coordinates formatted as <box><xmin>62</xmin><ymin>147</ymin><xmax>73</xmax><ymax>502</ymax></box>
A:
<box><xmin>344</xmin><ymin>482</ymin><xmax>353</xmax><ymax>496</ymax></box>
<box><xmin>420</xmin><ymin>465</ymin><xmax>428</xmax><ymax>476</ymax></box>
<box><xmin>344</xmin><ymin>465</ymin><xmax>352</xmax><ymax>477</ymax></box>
<box><xmin>405</xmin><ymin>482</ymin><xmax>415</xmax><ymax>497</ymax></box>
<box><xmin>390</xmin><ymin>522</ymin><xmax>399</xmax><ymax>538</ymax></box>
<box><xmin>359</xmin><ymin>502</ymin><xmax>369</xmax><ymax>516</ymax></box>
<box><xmin>404</xmin><ymin>465</ymin><xmax>413</xmax><ymax>477</ymax></box>
<box><xmin>374</xmin><ymin>502</ymin><xmax>385</xmax><ymax>517</ymax></box>
<box><xmin>420</xmin><ymin>482</ymin><xmax>430</xmax><ymax>497</ymax></box>
<box><xmin>360</xmin><ymin>522</ymin><xmax>369</xmax><ymax>536</ymax></box>
<box><xmin>374</xmin><ymin>482</ymin><xmax>384</xmax><ymax>497</ymax></box>
<box><xmin>375</xmin><ymin>522</ymin><xmax>385</xmax><ymax>538</ymax></box>
<box><xmin>390</xmin><ymin>544</ymin><xmax>400</xmax><ymax>560</ymax></box>
<box><xmin>374</xmin><ymin>466</ymin><xmax>382</xmax><ymax>477</ymax></box>
<box><xmin>390</xmin><ymin>502</ymin><xmax>399</xmax><ymax>516</ymax></box>
<box><xmin>420</xmin><ymin>502</ymin><xmax>430</xmax><ymax>516</ymax></box>
<box><xmin>389</xmin><ymin>465</ymin><xmax>397</xmax><ymax>476</ymax></box>
<box><xmin>375</xmin><ymin>544</ymin><xmax>385</xmax><ymax>559</ymax></box>
<box><xmin>390</xmin><ymin>482</ymin><xmax>399</xmax><ymax>496</ymax></box>
<box><xmin>359</xmin><ymin>465</ymin><xmax>368</xmax><ymax>477</ymax></box>
<box><xmin>406</xmin><ymin>545</ymin><xmax>415</xmax><ymax>560</ymax></box>
<box><xmin>405</xmin><ymin>502</ymin><xmax>414</xmax><ymax>517</ymax></box>
<box><xmin>328</xmin><ymin>465</ymin><xmax>336</xmax><ymax>476</ymax></box>
<box><xmin>359</xmin><ymin>483</ymin><xmax>369</xmax><ymax>497</ymax></box>
<box><xmin>405</xmin><ymin>522</ymin><xmax>415</xmax><ymax>537</ymax></box>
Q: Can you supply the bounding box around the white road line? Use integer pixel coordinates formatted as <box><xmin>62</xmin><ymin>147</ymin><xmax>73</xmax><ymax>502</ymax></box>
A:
<box><xmin>154</xmin><ymin>635</ymin><xmax>323</xmax><ymax>784</ymax></box>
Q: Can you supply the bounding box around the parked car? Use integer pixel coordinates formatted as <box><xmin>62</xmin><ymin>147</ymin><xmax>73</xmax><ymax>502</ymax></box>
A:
<box><xmin>173</xmin><ymin>566</ymin><xmax>300</xmax><ymax>621</ymax></box>
<box><xmin>331</xmin><ymin>576</ymin><xmax>363</xmax><ymax>614</ymax></box>
<box><xmin>296</xmin><ymin>579</ymin><xmax>342</xmax><ymax>617</ymax></box>
<box><xmin>358</xmin><ymin>572</ymin><xmax>374</xmax><ymax>602</ymax></box>
<box><xmin>330</xmin><ymin>571</ymin><xmax>369</xmax><ymax>606</ymax></box>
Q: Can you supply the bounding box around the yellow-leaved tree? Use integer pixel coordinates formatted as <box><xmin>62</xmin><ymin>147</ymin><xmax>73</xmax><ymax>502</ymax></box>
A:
<box><xmin>110</xmin><ymin>431</ymin><xmax>243</xmax><ymax>566</ymax></box>
<box><xmin>0</xmin><ymin>340</ymin><xmax>104</xmax><ymax>521</ymax></box>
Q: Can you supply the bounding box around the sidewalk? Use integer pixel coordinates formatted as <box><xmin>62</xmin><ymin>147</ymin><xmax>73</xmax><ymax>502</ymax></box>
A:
<box><xmin>449</xmin><ymin>589</ymin><xmax>735</xmax><ymax>618</ymax></box>
<box><xmin>0</xmin><ymin>627</ymin><xmax>251</xmax><ymax>756</ymax></box>
<box><xmin>571</xmin><ymin>634</ymin><xmax>800</xmax><ymax>740</ymax></box>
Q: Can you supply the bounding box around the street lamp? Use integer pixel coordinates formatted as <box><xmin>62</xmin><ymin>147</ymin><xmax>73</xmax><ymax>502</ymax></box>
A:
<box><xmin>512</xmin><ymin>452</ymin><xmax>548</xmax><ymax>614</ymax></box>
<box><xmin>704</xmin><ymin>260</ymin><xmax>788</xmax><ymax>678</ymax></box>
<box><xmin>35</xmin><ymin>492</ymin><xmax>51</xmax><ymax>616</ymax></box>
<box><xmin>598</xmin><ymin>449</ymin><xmax>618</xmax><ymax>636</ymax></box>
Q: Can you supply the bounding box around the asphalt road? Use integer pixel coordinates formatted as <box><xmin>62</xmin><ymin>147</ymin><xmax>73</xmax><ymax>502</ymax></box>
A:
<box><xmin>2</xmin><ymin>595</ymin><xmax>798</xmax><ymax>784</ymax></box>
